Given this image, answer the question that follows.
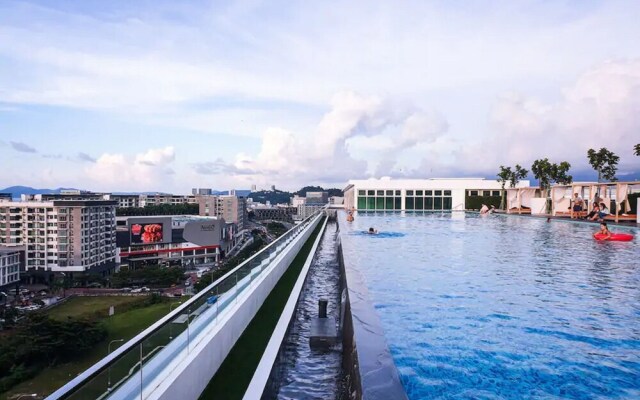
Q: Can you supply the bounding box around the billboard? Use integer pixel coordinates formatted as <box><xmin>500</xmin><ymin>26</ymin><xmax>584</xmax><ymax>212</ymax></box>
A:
<box><xmin>183</xmin><ymin>219</ymin><xmax>224</xmax><ymax>246</ymax></box>
<box><xmin>127</xmin><ymin>217</ymin><xmax>172</xmax><ymax>246</ymax></box>
<box><xmin>130</xmin><ymin>222</ymin><xmax>164</xmax><ymax>244</ymax></box>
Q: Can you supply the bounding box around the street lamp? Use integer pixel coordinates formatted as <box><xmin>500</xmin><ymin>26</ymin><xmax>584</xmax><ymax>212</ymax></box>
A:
<box><xmin>107</xmin><ymin>339</ymin><xmax>124</xmax><ymax>391</ymax></box>
<box><xmin>169</xmin><ymin>302</ymin><xmax>182</xmax><ymax>340</ymax></box>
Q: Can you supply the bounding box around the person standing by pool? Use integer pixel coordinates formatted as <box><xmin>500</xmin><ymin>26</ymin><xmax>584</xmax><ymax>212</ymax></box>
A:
<box><xmin>593</xmin><ymin>222</ymin><xmax>612</xmax><ymax>240</ymax></box>
<box><xmin>572</xmin><ymin>193</ymin><xmax>584</xmax><ymax>212</ymax></box>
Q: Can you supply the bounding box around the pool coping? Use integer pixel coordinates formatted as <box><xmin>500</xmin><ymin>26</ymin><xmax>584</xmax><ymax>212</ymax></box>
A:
<box><xmin>337</xmin><ymin>211</ymin><xmax>409</xmax><ymax>400</ymax></box>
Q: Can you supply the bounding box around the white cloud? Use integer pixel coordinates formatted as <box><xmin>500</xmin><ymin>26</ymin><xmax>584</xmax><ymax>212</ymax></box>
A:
<box><xmin>1</xmin><ymin>1</ymin><xmax>640</xmax><ymax>191</ymax></box>
<box><xmin>85</xmin><ymin>146</ymin><xmax>176</xmax><ymax>191</ymax></box>
<box><xmin>192</xmin><ymin>91</ymin><xmax>449</xmax><ymax>188</ymax></box>
<box><xmin>135</xmin><ymin>146</ymin><xmax>175</xmax><ymax>166</ymax></box>
<box><xmin>439</xmin><ymin>59</ymin><xmax>640</xmax><ymax>177</ymax></box>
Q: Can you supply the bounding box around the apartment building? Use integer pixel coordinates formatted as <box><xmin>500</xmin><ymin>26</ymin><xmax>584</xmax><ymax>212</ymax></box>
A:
<box><xmin>139</xmin><ymin>194</ymin><xmax>198</xmax><ymax>207</ymax></box>
<box><xmin>198</xmin><ymin>195</ymin><xmax>247</xmax><ymax>229</ymax></box>
<box><xmin>192</xmin><ymin>188</ymin><xmax>212</xmax><ymax>195</ymax></box>
<box><xmin>21</xmin><ymin>192</ymin><xmax>106</xmax><ymax>201</ymax></box>
<box><xmin>0</xmin><ymin>247</ymin><xmax>22</xmax><ymax>289</ymax></box>
<box><xmin>106</xmin><ymin>194</ymin><xmax>141</xmax><ymax>208</ymax></box>
<box><xmin>0</xmin><ymin>200</ymin><xmax>117</xmax><ymax>274</ymax></box>
<box><xmin>306</xmin><ymin>191</ymin><xmax>329</xmax><ymax>204</ymax></box>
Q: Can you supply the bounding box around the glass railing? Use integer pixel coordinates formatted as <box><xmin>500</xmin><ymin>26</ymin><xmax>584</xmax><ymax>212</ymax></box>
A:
<box><xmin>47</xmin><ymin>209</ymin><xmax>325</xmax><ymax>400</ymax></box>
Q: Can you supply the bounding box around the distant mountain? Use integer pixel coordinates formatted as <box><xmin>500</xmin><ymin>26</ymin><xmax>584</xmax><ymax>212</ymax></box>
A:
<box><xmin>248</xmin><ymin>190</ymin><xmax>294</xmax><ymax>205</ymax></box>
<box><xmin>295</xmin><ymin>186</ymin><xmax>343</xmax><ymax>197</ymax></box>
<box><xmin>0</xmin><ymin>186</ymin><xmax>81</xmax><ymax>199</ymax></box>
<box><xmin>248</xmin><ymin>186</ymin><xmax>343</xmax><ymax>205</ymax></box>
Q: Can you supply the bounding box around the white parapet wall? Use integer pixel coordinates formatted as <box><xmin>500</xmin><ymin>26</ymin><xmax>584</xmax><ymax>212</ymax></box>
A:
<box><xmin>149</xmin><ymin>213</ymin><xmax>323</xmax><ymax>400</ymax></box>
<box><xmin>242</xmin><ymin>216</ymin><xmax>329</xmax><ymax>399</ymax></box>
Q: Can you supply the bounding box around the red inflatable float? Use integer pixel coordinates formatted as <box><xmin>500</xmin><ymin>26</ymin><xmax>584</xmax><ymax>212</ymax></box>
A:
<box><xmin>593</xmin><ymin>233</ymin><xmax>634</xmax><ymax>242</ymax></box>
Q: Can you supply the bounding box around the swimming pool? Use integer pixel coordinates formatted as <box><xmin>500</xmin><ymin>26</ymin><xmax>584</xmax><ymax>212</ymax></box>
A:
<box><xmin>340</xmin><ymin>212</ymin><xmax>639</xmax><ymax>399</ymax></box>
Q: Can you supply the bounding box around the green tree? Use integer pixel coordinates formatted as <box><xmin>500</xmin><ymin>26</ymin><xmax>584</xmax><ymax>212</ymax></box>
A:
<box><xmin>0</xmin><ymin>314</ymin><xmax>107</xmax><ymax>392</ymax></box>
<box><xmin>634</xmin><ymin>144</ymin><xmax>640</xmax><ymax>156</ymax></box>
<box><xmin>587</xmin><ymin>148</ymin><xmax>619</xmax><ymax>182</ymax></box>
<box><xmin>496</xmin><ymin>165</ymin><xmax>529</xmax><ymax>209</ymax></box>
<box><xmin>531</xmin><ymin>158</ymin><xmax>573</xmax><ymax>194</ymax></box>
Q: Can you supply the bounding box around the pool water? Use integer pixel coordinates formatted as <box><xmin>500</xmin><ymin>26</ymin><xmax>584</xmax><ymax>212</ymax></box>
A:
<box><xmin>340</xmin><ymin>212</ymin><xmax>640</xmax><ymax>399</ymax></box>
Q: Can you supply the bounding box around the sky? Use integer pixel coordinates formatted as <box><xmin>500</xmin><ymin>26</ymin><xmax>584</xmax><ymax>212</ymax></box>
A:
<box><xmin>1</xmin><ymin>0</ymin><xmax>640</xmax><ymax>193</ymax></box>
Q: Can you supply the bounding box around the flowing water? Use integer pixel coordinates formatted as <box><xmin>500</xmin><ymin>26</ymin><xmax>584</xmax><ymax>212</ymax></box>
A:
<box><xmin>270</xmin><ymin>221</ymin><xmax>343</xmax><ymax>400</ymax></box>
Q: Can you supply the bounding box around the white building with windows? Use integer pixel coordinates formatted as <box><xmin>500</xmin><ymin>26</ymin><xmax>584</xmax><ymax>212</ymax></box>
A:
<box><xmin>0</xmin><ymin>200</ymin><xmax>117</xmax><ymax>274</ymax></box>
<box><xmin>0</xmin><ymin>247</ymin><xmax>22</xmax><ymax>289</ymax></box>
<box><xmin>343</xmin><ymin>178</ymin><xmax>530</xmax><ymax>211</ymax></box>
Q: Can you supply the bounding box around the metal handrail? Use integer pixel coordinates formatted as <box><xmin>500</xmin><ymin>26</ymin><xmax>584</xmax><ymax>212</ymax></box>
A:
<box><xmin>47</xmin><ymin>209</ymin><xmax>325</xmax><ymax>400</ymax></box>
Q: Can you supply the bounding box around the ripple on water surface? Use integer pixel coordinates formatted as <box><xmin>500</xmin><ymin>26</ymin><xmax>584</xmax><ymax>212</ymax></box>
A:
<box><xmin>341</xmin><ymin>213</ymin><xmax>640</xmax><ymax>399</ymax></box>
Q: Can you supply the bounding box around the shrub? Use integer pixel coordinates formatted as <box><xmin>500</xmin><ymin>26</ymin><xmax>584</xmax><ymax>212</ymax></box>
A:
<box><xmin>465</xmin><ymin>195</ymin><xmax>502</xmax><ymax>210</ymax></box>
<box><xmin>0</xmin><ymin>314</ymin><xmax>107</xmax><ymax>392</ymax></box>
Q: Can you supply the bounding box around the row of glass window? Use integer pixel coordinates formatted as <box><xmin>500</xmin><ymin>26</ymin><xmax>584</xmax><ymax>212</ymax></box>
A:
<box><xmin>356</xmin><ymin>189</ymin><xmax>453</xmax><ymax>196</ymax></box>
<box><xmin>406</xmin><ymin>196</ymin><xmax>452</xmax><ymax>210</ymax></box>
<box><xmin>356</xmin><ymin>196</ymin><xmax>454</xmax><ymax>210</ymax></box>
<box><xmin>358</xmin><ymin>190</ymin><xmax>402</xmax><ymax>196</ymax></box>
<box><xmin>357</xmin><ymin>197</ymin><xmax>402</xmax><ymax>210</ymax></box>
<box><xmin>467</xmin><ymin>190</ymin><xmax>502</xmax><ymax>197</ymax></box>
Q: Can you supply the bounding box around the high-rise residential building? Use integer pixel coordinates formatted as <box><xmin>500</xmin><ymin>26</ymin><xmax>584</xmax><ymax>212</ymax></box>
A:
<box><xmin>105</xmin><ymin>194</ymin><xmax>141</xmax><ymax>208</ymax></box>
<box><xmin>0</xmin><ymin>200</ymin><xmax>118</xmax><ymax>274</ymax></box>
<box><xmin>0</xmin><ymin>246</ymin><xmax>22</xmax><ymax>289</ymax></box>
<box><xmin>192</xmin><ymin>188</ymin><xmax>213</xmax><ymax>196</ymax></box>
<box><xmin>198</xmin><ymin>195</ymin><xmax>246</xmax><ymax>229</ymax></box>
<box><xmin>21</xmin><ymin>192</ymin><xmax>105</xmax><ymax>201</ymax></box>
<box><xmin>306</xmin><ymin>191</ymin><xmax>329</xmax><ymax>204</ymax></box>
<box><xmin>251</xmin><ymin>184</ymin><xmax>257</xmax><ymax>192</ymax></box>
<box><xmin>139</xmin><ymin>193</ymin><xmax>197</xmax><ymax>207</ymax></box>
<box><xmin>291</xmin><ymin>195</ymin><xmax>306</xmax><ymax>207</ymax></box>
<box><xmin>270</xmin><ymin>185</ymin><xmax>276</xmax><ymax>191</ymax></box>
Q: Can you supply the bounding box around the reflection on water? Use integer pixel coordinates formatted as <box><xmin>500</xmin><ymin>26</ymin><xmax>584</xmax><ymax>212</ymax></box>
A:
<box><xmin>341</xmin><ymin>212</ymin><xmax>639</xmax><ymax>400</ymax></box>
<box><xmin>269</xmin><ymin>222</ymin><xmax>343</xmax><ymax>400</ymax></box>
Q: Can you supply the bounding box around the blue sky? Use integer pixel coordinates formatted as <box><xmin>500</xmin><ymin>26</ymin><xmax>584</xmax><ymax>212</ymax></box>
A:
<box><xmin>1</xmin><ymin>0</ymin><xmax>640</xmax><ymax>193</ymax></box>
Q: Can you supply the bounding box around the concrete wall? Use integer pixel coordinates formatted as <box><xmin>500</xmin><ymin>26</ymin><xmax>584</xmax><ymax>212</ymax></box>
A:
<box><xmin>150</xmin><ymin>213</ymin><xmax>323</xmax><ymax>400</ymax></box>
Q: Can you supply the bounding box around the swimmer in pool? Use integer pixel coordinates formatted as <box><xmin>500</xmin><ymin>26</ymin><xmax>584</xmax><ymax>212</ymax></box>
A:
<box><xmin>346</xmin><ymin>210</ymin><xmax>354</xmax><ymax>222</ymax></box>
<box><xmin>593</xmin><ymin>222</ymin><xmax>611</xmax><ymax>240</ymax></box>
<box><xmin>368</xmin><ymin>227</ymin><xmax>378</xmax><ymax>234</ymax></box>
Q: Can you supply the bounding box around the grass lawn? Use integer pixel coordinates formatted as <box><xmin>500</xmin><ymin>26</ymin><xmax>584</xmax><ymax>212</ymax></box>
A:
<box><xmin>2</xmin><ymin>297</ymin><xmax>181</xmax><ymax>400</ymax></box>
<box><xmin>199</xmin><ymin>218</ymin><xmax>325</xmax><ymax>400</ymax></box>
<box><xmin>46</xmin><ymin>296</ymin><xmax>145</xmax><ymax>320</ymax></box>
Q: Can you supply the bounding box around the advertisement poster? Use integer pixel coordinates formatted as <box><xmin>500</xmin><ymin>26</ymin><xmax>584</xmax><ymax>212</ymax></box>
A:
<box><xmin>131</xmin><ymin>223</ymin><xmax>164</xmax><ymax>244</ymax></box>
